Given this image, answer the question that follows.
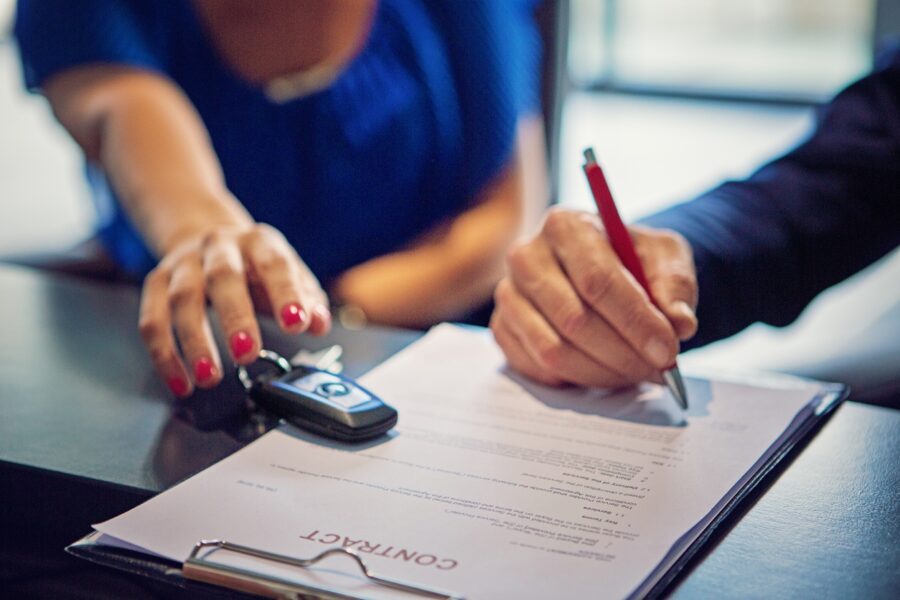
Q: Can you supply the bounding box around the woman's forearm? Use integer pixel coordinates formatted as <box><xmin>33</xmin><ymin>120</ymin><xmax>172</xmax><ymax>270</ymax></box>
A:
<box><xmin>333</xmin><ymin>171</ymin><xmax>521</xmax><ymax>326</ymax></box>
<box><xmin>333</xmin><ymin>117</ymin><xmax>549</xmax><ymax>327</ymax></box>
<box><xmin>42</xmin><ymin>65</ymin><xmax>334</xmax><ymax>400</ymax></box>
<box><xmin>45</xmin><ymin>66</ymin><xmax>254</xmax><ymax>256</ymax></box>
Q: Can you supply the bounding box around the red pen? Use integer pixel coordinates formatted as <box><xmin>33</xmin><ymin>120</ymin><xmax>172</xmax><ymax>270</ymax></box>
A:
<box><xmin>582</xmin><ymin>147</ymin><xmax>689</xmax><ymax>409</ymax></box>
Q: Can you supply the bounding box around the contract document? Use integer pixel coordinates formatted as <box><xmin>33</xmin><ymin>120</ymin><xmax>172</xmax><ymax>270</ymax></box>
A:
<box><xmin>88</xmin><ymin>324</ymin><xmax>844</xmax><ymax>599</ymax></box>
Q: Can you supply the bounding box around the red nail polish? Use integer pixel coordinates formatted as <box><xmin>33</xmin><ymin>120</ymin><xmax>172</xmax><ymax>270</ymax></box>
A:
<box><xmin>230</xmin><ymin>331</ymin><xmax>254</xmax><ymax>359</ymax></box>
<box><xmin>194</xmin><ymin>357</ymin><xmax>215</xmax><ymax>382</ymax></box>
<box><xmin>167</xmin><ymin>376</ymin><xmax>188</xmax><ymax>397</ymax></box>
<box><xmin>280</xmin><ymin>303</ymin><xmax>305</xmax><ymax>327</ymax></box>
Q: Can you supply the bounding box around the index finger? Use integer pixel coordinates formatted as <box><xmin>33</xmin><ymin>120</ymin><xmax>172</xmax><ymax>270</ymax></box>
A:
<box><xmin>543</xmin><ymin>212</ymin><xmax>678</xmax><ymax>369</ymax></box>
<box><xmin>243</xmin><ymin>227</ymin><xmax>331</xmax><ymax>336</ymax></box>
<box><xmin>202</xmin><ymin>232</ymin><xmax>262</xmax><ymax>364</ymax></box>
<box><xmin>138</xmin><ymin>267</ymin><xmax>192</xmax><ymax>398</ymax></box>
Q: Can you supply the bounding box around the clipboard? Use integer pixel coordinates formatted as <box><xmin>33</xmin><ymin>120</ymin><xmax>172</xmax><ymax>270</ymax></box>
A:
<box><xmin>67</xmin><ymin>534</ymin><xmax>463</xmax><ymax>599</ymax></box>
<box><xmin>66</xmin><ymin>383</ymin><xmax>848</xmax><ymax>599</ymax></box>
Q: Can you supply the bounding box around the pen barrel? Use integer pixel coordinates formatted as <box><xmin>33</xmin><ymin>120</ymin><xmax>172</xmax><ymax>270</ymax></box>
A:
<box><xmin>582</xmin><ymin>163</ymin><xmax>653</xmax><ymax>296</ymax></box>
<box><xmin>584</xmin><ymin>154</ymin><xmax>685</xmax><ymax>406</ymax></box>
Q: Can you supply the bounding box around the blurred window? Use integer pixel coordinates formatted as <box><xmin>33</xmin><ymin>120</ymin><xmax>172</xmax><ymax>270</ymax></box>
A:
<box><xmin>0</xmin><ymin>0</ymin><xmax>13</xmax><ymax>39</ymax></box>
<box><xmin>569</xmin><ymin>0</ymin><xmax>876</xmax><ymax>102</ymax></box>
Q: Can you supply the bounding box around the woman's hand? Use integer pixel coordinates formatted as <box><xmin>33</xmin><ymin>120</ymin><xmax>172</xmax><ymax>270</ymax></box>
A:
<box><xmin>490</xmin><ymin>209</ymin><xmax>698</xmax><ymax>389</ymax></box>
<box><xmin>138</xmin><ymin>223</ymin><xmax>331</xmax><ymax>398</ymax></box>
<box><xmin>39</xmin><ymin>68</ymin><xmax>329</xmax><ymax>397</ymax></box>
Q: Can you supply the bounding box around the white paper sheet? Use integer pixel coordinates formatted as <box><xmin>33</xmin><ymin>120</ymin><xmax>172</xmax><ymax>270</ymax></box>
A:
<box><xmin>95</xmin><ymin>324</ymin><xmax>829</xmax><ymax>599</ymax></box>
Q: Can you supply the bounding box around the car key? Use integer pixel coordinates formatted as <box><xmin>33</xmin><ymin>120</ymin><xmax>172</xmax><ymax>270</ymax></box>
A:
<box><xmin>237</xmin><ymin>350</ymin><xmax>398</xmax><ymax>443</ymax></box>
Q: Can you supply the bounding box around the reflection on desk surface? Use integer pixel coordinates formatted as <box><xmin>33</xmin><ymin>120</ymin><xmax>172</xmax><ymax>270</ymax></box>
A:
<box><xmin>0</xmin><ymin>264</ymin><xmax>417</xmax><ymax>493</ymax></box>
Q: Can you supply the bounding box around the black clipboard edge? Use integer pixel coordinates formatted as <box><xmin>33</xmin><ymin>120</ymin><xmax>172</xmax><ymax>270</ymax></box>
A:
<box><xmin>66</xmin><ymin>532</ymin><xmax>258</xmax><ymax>599</ymax></box>
<box><xmin>641</xmin><ymin>384</ymin><xmax>849</xmax><ymax>599</ymax></box>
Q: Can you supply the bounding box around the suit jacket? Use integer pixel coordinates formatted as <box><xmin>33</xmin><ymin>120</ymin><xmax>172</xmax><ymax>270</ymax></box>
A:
<box><xmin>643</xmin><ymin>46</ymin><xmax>900</xmax><ymax>349</ymax></box>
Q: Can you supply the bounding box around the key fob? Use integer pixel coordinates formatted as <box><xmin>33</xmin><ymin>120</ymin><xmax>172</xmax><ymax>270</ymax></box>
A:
<box><xmin>249</xmin><ymin>365</ymin><xmax>398</xmax><ymax>443</ymax></box>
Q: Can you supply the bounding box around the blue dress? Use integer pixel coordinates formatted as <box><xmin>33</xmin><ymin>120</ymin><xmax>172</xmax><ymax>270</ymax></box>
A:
<box><xmin>15</xmin><ymin>0</ymin><xmax>540</xmax><ymax>282</ymax></box>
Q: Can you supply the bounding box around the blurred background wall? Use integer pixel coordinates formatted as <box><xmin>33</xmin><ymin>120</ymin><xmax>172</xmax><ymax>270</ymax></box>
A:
<box><xmin>0</xmin><ymin>0</ymin><xmax>93</xmax><ymax>256</ymax></box>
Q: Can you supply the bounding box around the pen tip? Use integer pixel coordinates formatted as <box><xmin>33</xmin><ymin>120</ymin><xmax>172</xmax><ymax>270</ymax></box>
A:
<box><xmin>663</xmin><ymin>368</ymin><xmax>689</xmax><ymax>410</ymax></box>
<box><xmin>583</xmin><ymin>147</ymin><xmax>597</xmax><ymax>165</ymax></box>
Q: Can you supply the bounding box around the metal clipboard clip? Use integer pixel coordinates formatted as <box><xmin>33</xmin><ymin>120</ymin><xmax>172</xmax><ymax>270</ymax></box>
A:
<box><xmin>183</xmin><ymin>539</ymin><xmax>465</xmax><ymax>600</ymax></box>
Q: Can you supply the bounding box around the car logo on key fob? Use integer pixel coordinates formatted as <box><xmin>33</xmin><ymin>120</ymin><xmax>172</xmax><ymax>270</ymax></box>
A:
<box><xmin>316</xmin><ymin>381</ymin><xmax>350</xmax><ymax>398</ymax></box>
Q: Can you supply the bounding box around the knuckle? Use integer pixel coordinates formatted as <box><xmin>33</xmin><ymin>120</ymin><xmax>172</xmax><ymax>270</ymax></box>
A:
<box><xmin>542</xmin><ymin>209</ymin><xmax>571</xmax><ymax>238</ymax></box>
<box><xmin>493</xmin><ymin>278</ymin><xmax>514</xmax><ymax>305</ymax></box>
<box><xmin>660</xmin><ymin>227</ymin><xmax>687</xmax><ymax>247</ymax></box>
<box><xmin>252</xmin><ymin>222</ymin><xmax>277</xmax><ymax>236</ymax></box>
<box><xmin>620</xmin><ymin>299</ymin><xmax>655</xmax><ymax>334</ymax></box>
<box><xmin>668</xmin><ymin>272</ymin><xmax>696</xmax><ymax>295</ymax></box>
<box><xmin>138</xmin><ymin>316</ymin><xmax>162</xmax><ymax>344</ymax></box>
<box><xmin>147</xmin><ymin>344</ymin><xmax>175</xmax><ymax>366</ymax></box>
<box><xmin>505</xmin><ymin>242</ymin><xmax>531</xmax><ymax>273</ymax></box>
<box><xmin>242</xmin><ymin>228</ymin><xmax>264</xmax><ymax>247</ymax></box>
<box><xmin>247</xmin><ymin>223</ymin><xmax>284</xmax><ymax>246</ymax></box>
<box><xmin>143</xmin><ymin>266</ymin><xmax>166</xmax><ymax>288</ymax></box>
<box><xmin>241</xmin><ymin>225</ymin><xmax>271</xmax><ymax>248</ymax></box>
<box><xmin>255</xmin><ymin>252</ymin><xmax>290</xmax><ymax>276</ymax></box>
<box><xmin>200</xmin><ymin>228</ymin><xmax>230</xmax><ymax>249</ymax></box>
<box><xmin>649</xmin><ymin>269</ymin><xmax>697</xmax><ymax>306</ymax></box>
<box><xmin>506</xmin><ymin>246</ymin><xmax>545</xmax><ymax>292</ymax></box>
<box><xmin>167</xmin><ymin>284</ymin><xmax>201</xmax><ymax>312</ymax></box>
<box><xmin>535</xmin><ymin>338</ymin><xmax>563</xmax><ymax>371</ymax></box>
<box><xmin>205</xmin><ymin>261</ymin><xmax>241</xmax><ymax>288</ymax></box>
<box><xmin>577</xmin><ymin>267</ymin><xmax>615</xmax><ymax>306</ymax></box>
<box><xmin>658</xmin><ymin>228</ymin><xmax>693</xmax><ymax>257</ymax></box>
<box><xmin>556</xmin><ymin>303</ymin><xmax>589</xmax><ymax>339</ymax></box>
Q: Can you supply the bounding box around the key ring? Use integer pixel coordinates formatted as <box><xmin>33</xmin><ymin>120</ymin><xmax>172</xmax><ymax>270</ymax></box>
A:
<box><xmin>236</xmin><ymin>349</ymin><xmax>292</xmax><ymax>392</ymax></box>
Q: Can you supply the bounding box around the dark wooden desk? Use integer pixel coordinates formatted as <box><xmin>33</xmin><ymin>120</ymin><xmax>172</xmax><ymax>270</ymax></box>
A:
<box><xmin>1</xmin><ymin>265</ymin><xmax>898</xmax><ymax>598</ymax></box>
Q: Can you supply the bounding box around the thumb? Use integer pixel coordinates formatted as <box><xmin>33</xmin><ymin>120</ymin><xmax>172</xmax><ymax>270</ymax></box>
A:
<box><xmin>661</xmin><ymin>297</ymin><xmax>698</xmax><ymax>341</ymax></box>
<box><xmin>650</xmin><ymin>268</ymin><xmax>698</xmax><ymax>341</ymax></box>
<box><xmin>642</xmin><ymin>237</ymin><xmax>698</xmax><ymax>341</ymax></box>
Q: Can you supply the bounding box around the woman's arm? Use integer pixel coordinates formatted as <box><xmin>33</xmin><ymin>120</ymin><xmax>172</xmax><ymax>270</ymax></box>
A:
<box><xmin>45</xmin><ymin>66</ymin><xmax>250</xmax><ymax>254</ymax></box>
<box><xmin>44</xmin><ymin>66</ymin><xmax>330</xmax><ymax>397</ymax></box>
<box><xmin>332</xmin><ymin>115</ymin><xmax>548</xmax><ymax>327</ymax></box>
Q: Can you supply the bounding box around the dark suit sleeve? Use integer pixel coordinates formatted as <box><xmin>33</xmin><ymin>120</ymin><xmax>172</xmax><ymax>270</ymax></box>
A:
<box><xmin>641</xmin><ymin>48</ymin><xmax>900</xmax><ymax>349</ymax></box>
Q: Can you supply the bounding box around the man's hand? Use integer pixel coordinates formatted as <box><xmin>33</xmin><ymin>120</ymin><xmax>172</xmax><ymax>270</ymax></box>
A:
<box><xmin>490</xmin><ymin>208</ymin><xmax>698</xmax><ymax>388</ymax></box>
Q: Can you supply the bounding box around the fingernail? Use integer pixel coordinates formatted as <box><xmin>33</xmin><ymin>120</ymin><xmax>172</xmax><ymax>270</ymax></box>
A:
<box><xmin>230</xmin><ymin>331</ymin><xmax>254</xmax><ymax>359</ymax></box>
<box><xmin>193</xmin><ymin>357</ymin><xmax>216</xmax><ymax>383</ymax></box>
<box><xmin>673</xmin><ymin>301</ymin><xmax>695</xmax><ymax>320</ymax></box>
<box><xmin>645</xmin><ymin>339</ymin><xmax>672</xmax><ymax>369</ymax></box>
<box><xmin>167</xmin><ymin>376</ymin><xmax>189</xmax><ymax>397</ymax></box>
<box><xmin>280</xmin><ymin>302</ymin><xmax>306</xmax><ymax>327</ymax></box>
